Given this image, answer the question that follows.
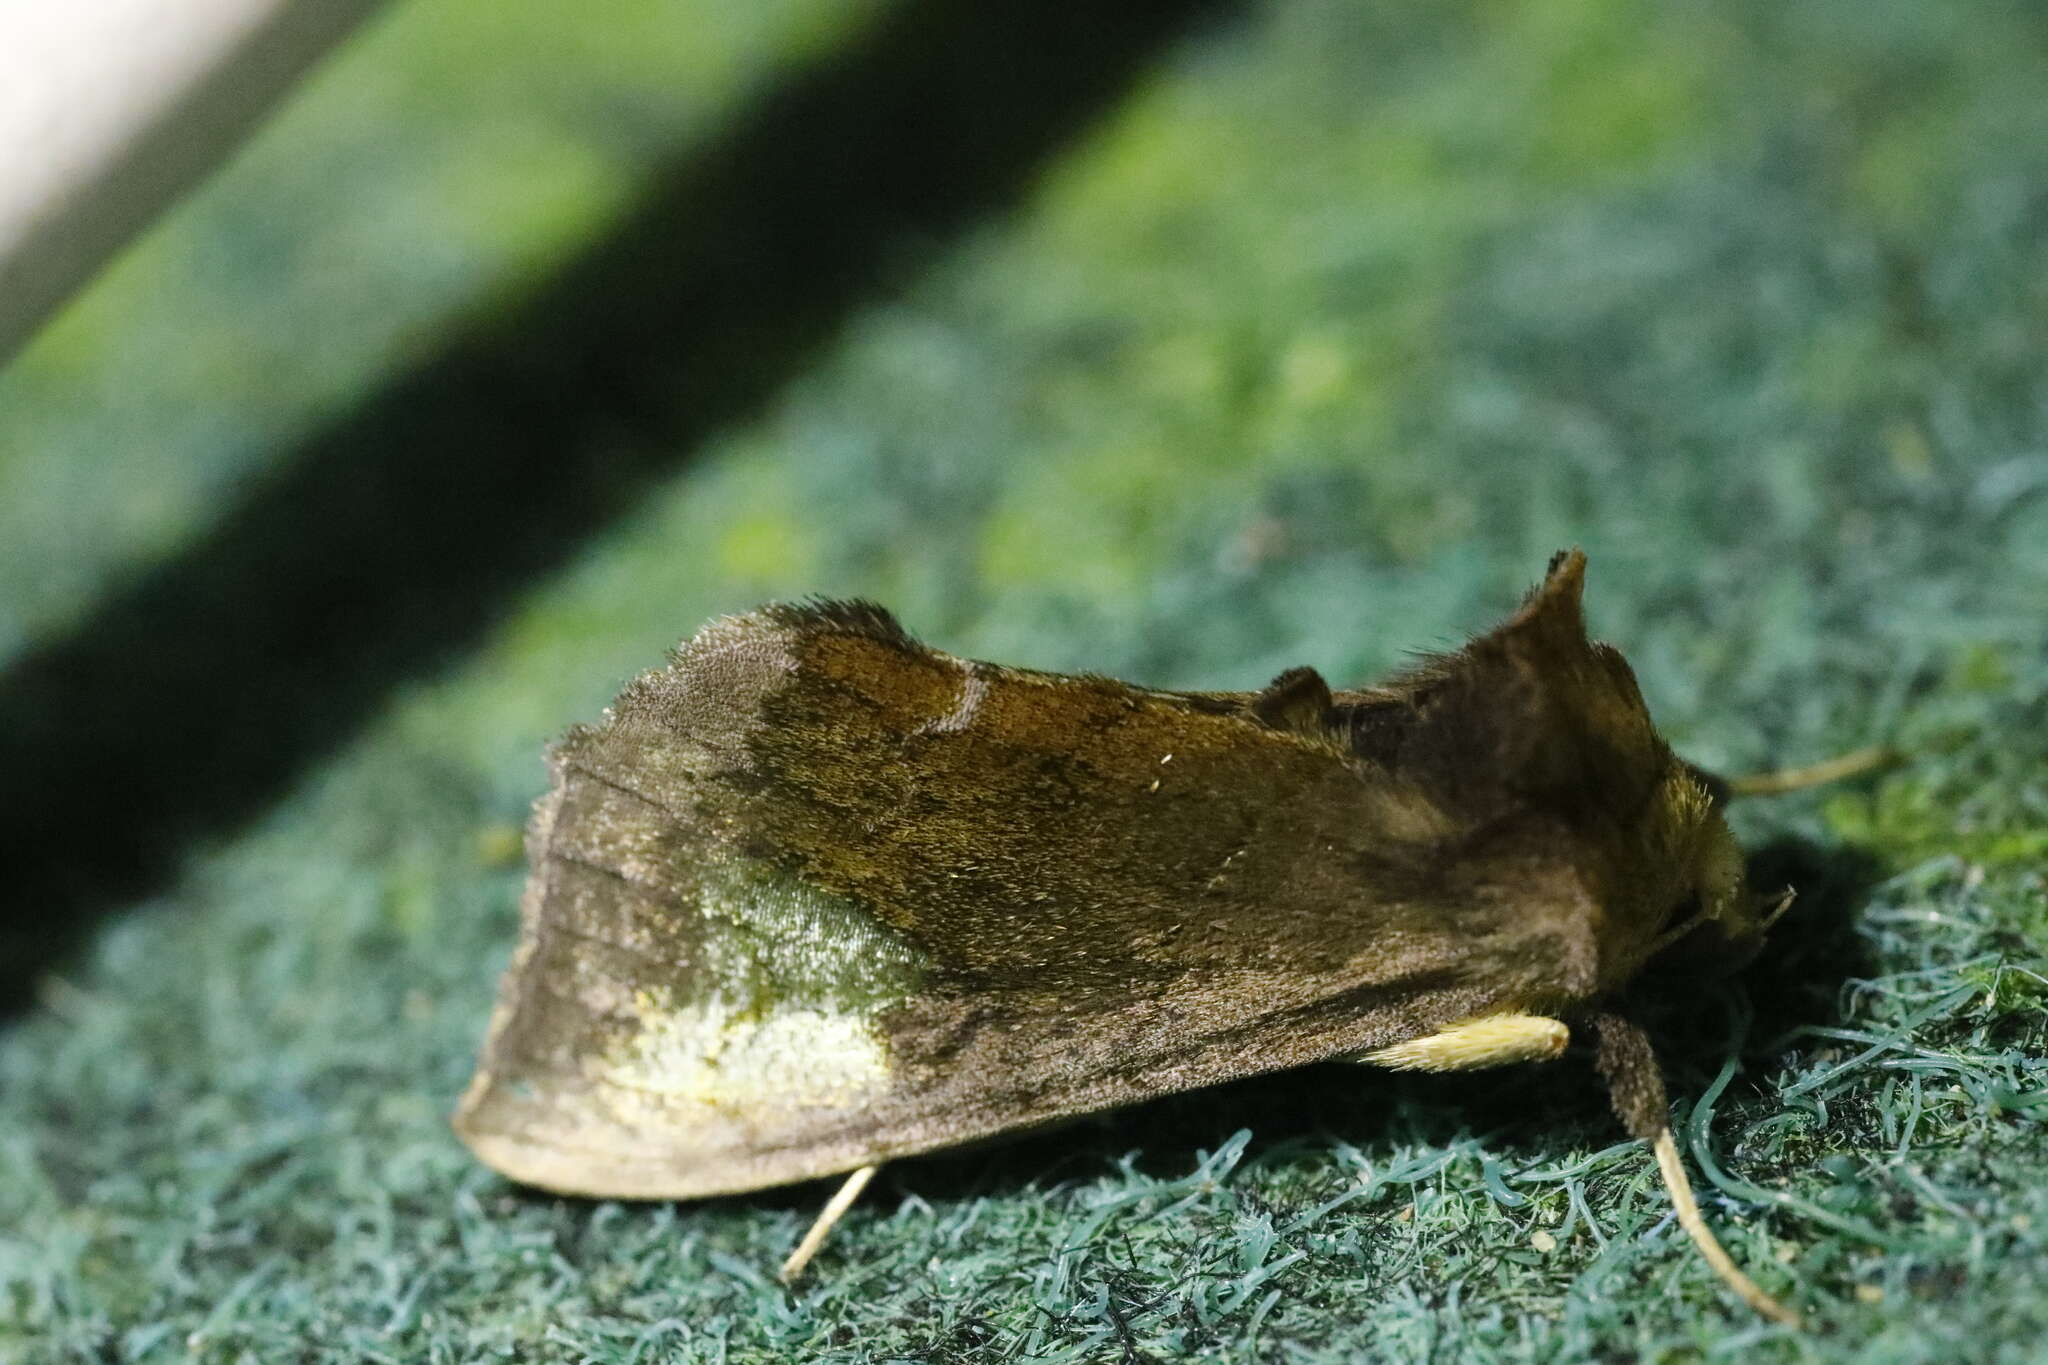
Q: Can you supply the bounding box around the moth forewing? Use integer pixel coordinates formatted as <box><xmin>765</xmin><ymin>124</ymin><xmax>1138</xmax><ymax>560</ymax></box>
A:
<box><xmin>456</xmin><ymin>550</ymin><xmax>1809</xmax><ymax>1322</ymax></box>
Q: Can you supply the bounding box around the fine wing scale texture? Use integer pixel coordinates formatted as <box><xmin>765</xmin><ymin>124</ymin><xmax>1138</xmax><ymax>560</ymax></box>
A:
<box><xmin>454</xmin><ymin>551</ymin><xmax>1746</xmax><ymax>1198</ymax></box>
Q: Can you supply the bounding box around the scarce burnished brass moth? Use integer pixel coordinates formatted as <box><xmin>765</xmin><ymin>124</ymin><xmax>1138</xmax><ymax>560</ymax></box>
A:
<box><xmin>458</xmin><ymin>550</ymin><xmax>1877</xmax><ymax>1324</ymax></box>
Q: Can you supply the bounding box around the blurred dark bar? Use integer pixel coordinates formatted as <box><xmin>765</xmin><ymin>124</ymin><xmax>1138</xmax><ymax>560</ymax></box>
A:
<box><xmin>0</xmin><ymin>0</ymin><xmax>1245</xmax><ymax>1009</ymax></box>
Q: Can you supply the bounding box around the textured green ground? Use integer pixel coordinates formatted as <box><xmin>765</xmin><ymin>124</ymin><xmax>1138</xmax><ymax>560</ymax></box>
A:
<box><xmin>5</xmin><ymin>0</ymin><xmax>2048</xmax><ymax>1360</ymax></box>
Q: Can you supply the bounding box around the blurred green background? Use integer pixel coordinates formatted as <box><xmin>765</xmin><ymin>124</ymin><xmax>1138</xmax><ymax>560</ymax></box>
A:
<box><xmin>4</xmin><ymin>0</ymin><xmax>2046</xmax><ymax>1360</ymax></box>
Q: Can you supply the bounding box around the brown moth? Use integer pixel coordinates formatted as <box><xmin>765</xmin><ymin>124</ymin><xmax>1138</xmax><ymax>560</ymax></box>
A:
<box><xmin>456</xmin><ymin>550</ymin><xmax>1874</xmax><ymax>1323</ymax></box>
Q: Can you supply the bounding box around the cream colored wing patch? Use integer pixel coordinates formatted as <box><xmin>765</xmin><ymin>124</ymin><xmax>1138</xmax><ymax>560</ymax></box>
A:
<box><xmin>1353</xmin><ymin>1012</ymin><xmax>1569</xmax><ymax>1071</ymax></box>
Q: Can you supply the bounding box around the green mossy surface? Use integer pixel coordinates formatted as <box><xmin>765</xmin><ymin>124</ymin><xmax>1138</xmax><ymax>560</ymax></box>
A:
<box><xmin>5</xmin><ymin>0</ymin><xmax>2048</xmax><ymax>1360</ymax></box>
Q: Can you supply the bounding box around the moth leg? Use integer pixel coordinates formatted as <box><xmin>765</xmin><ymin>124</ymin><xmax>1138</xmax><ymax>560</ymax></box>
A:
<box><xmin>778</xmin><ymin>1163</ymin><xmax>879</xmax><ymax>1284</ymax></box>
<box><xmin>1651</xmin><ymin>1129</ymin><xmax>1801</xmax><ymax>1326</ymax></box>
<box><xmin>1352</xmin><ymin>1012</ymin><xmax>1570</xmax><ymax>1071</ymax></box>
<box><xmin>1593</xmin><ymin>1013</ymin><xmax>1801</xmax><ymax>1327</ymax></box>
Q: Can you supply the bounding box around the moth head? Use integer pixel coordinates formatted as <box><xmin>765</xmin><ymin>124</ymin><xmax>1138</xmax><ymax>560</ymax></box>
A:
<box><xmin>1637</xmin><ymin>768</ymin><xmax>1768</xmax><ymax>978</ymax></box>
<box><xmin>1360</xmin><ymin>551</ymin><xmax>1777</xmax><ymax>986</ymax></box>
<box><xmin>1494</xmin><ymin>559</ymin><xmax>1769</xmax><ymax>980</ymax></box>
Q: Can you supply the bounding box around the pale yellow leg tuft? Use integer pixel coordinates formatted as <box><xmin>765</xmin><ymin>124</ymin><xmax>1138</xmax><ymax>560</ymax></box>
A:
<box><xmin>1355</xmin><ymin>1012</ymin><xmax>1570</xmax><ymax>1072</ymax></box>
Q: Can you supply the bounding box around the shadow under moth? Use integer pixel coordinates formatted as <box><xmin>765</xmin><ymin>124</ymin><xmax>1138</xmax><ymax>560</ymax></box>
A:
<box><xmin>456</xmin><ymin>550</ymin><xmax>1890</xmax><ymax>1325</ymax></box>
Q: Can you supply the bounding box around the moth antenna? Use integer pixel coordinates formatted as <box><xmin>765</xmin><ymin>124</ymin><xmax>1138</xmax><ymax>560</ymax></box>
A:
<box><xmin>1651</xmin><ymin>1129</ymin><xmax>1803</xmax><ymax>1328</ymax></box>
<box><xmin>1724</xmin><ymin>745</ymin><xmax>1900</xmax><ymax>798</ymax></box>
<box><xmin>779</xmin><ymin>1163</ymin><xmax>879</xmax><ymax>1284</ymax></box>
<box><xmin>1643</xmin><ymin>902</ymin><xmax>1716</xmax><ymax>959</ymax></box>
<box><xmin>1651</xmin><ymin>887</ymin><xmax>1797</xmax><ymax>960</ymax></box>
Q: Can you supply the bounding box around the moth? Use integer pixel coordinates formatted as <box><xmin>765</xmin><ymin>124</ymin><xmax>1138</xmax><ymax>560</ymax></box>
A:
<box><xmin>456</xmin><ymin>550</ymin><xmax>1886</xmax><ymax>1324</ymax></box>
